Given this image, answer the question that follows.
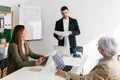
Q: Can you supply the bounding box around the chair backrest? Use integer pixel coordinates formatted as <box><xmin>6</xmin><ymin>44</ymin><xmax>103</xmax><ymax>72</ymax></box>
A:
<box><xmin>0</xmin><ymin>58</ymin><xmax>8</xmax><ymax>78</ymax></box>
<box><xmin>76</xmin><ymin>46</ymin><xmax>83</xmax><ymax>54</ymax></box>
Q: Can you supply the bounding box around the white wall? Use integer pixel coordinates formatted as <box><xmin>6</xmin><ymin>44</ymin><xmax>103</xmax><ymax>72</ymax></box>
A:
<box><xmin>0</xmin><ymin>0</ymin><xmax>26</xmax><ymax>26</ymax></box>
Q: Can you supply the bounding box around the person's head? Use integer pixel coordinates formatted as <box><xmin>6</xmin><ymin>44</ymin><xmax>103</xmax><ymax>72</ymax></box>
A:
<box><xmin>61</xmin><ymin>6</ymin><xmax>69</xmax><ymax>19</ymax></box>
<box><xmin>11</xmin><ymin>25</ymin><xmax>27</xmax><ymax>43</ymax></box>
<box><xmin>97</xmin><ymin>36</ymin><xmax>118</xmax><ymax>58</ymax></box>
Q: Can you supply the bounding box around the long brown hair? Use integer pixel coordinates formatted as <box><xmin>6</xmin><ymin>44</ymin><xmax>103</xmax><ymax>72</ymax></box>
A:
<box><xmin>8</xmin><ymin>25</ymin><xmax>29</xmax><ymax>60</ymax></box>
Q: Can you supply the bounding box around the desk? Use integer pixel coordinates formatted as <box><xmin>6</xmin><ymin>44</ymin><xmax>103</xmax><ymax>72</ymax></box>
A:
<box><xmin>0</xmin><ymin>55</ymin><xmax>87</xmax><ymax>80</ymax></box>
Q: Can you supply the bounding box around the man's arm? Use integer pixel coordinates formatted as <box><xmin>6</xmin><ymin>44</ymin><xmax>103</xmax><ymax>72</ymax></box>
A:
<box><xmin>54</xmin><ymin>33</ymin><xmax>59</xmax><ymax>40</ymax></box>
<box><xmin>71</xmin><ymin>19</ymin><xmax>80</xmax><ymax>36</ymax></box>
<box><xmin>53</xmin><ymin>21</ymin><xmax>64</xmax><ymax>40</ymax></box>
<box><xmin>29</xmin><ymin>48</ymin><xmax>44</xmax><ymax>59</ymax></box>
<box><xmin>53</xmin><ymin>21</ymin><xmax>59</xmax><ymax>40</ymax></box>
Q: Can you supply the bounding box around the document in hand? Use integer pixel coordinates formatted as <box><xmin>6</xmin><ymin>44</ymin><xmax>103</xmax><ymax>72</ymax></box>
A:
<box><xmin>54</xmin><ymin>31</ymin><xmax>69</xmax><ymax>37</ymax></box>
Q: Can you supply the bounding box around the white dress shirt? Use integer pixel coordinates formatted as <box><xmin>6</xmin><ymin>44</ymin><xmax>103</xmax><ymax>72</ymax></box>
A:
<box><xmin>63</xmin><ymin>18</ymin><xmax>70</xmax><ymax>47</ymax></box>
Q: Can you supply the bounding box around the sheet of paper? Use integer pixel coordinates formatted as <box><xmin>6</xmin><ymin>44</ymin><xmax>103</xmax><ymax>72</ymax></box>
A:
<box><xmin>54</xmin><ymin>31</ymin><xmax>69</xmax><ymax>37</ymax></box>
<box><xmin>29</xmin><ymin>68</ymin><xmax>42</xmax><ymax>72</ymax></box>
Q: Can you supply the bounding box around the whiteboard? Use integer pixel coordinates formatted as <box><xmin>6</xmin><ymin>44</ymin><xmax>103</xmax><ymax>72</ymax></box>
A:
<box><xmin>19</xmin><ymin>5</ymin><xmax>42</xmax><ymax>40</ymax></box>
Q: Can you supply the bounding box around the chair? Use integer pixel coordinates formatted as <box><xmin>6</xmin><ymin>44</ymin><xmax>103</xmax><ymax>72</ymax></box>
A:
<box><xmin>72</xmin><ymin>46</ymin><xmax>83</xmax><ymax>57</ymax></box>
<box><xmin>76</xmin><ymin>46</ymin><xmax>83</xmax><ymax>55</ymax></box>
<box><xmin>0</xmin><ymin>58</ymin><xmax>8</xmax><ymax>78</ymax></box>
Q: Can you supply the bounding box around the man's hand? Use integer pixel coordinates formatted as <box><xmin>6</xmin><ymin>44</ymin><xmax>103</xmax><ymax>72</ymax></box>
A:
<box><xmin>68</xmin><ymin>31</ymin><xmax>72</xmax><ymax>35</ymax></box>
<box><xmin>58</xmin><ymin>36</ymin><xmax>64</xmax><ymax>40</ymax></box>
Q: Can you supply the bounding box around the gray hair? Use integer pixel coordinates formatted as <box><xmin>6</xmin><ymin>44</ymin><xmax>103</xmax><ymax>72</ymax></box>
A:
<box><xmin>98</xmin><ymin>36</ymin><xmax>118</xmax><ymax>58</ymax></box>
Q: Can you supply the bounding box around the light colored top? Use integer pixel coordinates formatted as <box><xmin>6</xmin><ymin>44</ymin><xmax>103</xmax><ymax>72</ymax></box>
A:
<box><xmin>22</xmin><ymin>40</ymin><xmax>25</xmax><ymax>55</ymax></box>
<box><xmin>66</xmin><ymin>56</ymin><xmax>120</xmax><ymax>80</ymax></box>
<box><xmin>63</xmin><ymin>18</ymin><xmax>70</xmax><ymax>47</ymax></box>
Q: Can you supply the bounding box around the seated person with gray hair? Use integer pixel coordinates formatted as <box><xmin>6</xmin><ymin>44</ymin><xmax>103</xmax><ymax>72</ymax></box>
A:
<box><xmin>55</xmin><ymin>36</ymin><xmax>120</xmax><ymax>80</ymax></box>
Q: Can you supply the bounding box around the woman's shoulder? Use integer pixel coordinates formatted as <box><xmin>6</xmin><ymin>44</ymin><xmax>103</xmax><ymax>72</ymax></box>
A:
<box><xmin>96</xmin><ymin>58</ymin><xmax>114</xmax><ymax>69</ymax></box>
<box><xmin>94</xmin><ymin>60</ymin><xmax>109</xmax><ymax>70</ymax></box>
<box><xmin>9</xmin><ymin>42</ymin><xmax>18</xmax><ymax>48</ymax></box>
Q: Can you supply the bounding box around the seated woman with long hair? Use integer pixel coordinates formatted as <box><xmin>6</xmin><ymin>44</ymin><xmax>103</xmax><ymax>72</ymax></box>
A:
<box><xmin>7</xmin><ymin>25</ymin><xmax>47</xmax><ymax>74</ymax></box>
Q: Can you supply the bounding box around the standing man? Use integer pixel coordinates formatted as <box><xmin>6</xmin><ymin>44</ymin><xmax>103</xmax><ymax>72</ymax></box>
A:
<box><xmin>54</xmin><ymin>6</ymin><xmax>80</xmax><ymax>55</ymax></box>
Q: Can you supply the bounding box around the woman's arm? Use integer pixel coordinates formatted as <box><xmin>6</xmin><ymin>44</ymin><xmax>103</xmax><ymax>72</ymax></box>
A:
<box><xmin>29</xmin><ymin>48</ymin><xmax>44</xmax><ymax>59</ymax></box>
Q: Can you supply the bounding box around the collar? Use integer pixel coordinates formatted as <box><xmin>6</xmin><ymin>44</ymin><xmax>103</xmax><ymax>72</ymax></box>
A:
<box><xmin>99</xmin><ymin>55</ymin><xmax>116</xmax><ymax>63</ymax></box>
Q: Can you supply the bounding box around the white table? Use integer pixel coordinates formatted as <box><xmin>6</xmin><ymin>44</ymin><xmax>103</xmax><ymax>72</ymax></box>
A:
<box><xmin>0</xmin><ymin>55</ymin><xmax>87</xmax><ymax>80</ymax></box>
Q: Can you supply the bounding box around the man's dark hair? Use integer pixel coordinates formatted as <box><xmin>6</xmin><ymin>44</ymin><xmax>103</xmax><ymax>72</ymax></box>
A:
<box><xmin>61</xmin><ymin>6</ymin><xmax>68</xmax><ymax>11</ymax></box>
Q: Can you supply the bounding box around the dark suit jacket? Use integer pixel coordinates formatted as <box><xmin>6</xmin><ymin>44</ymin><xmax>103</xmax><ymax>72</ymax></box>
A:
<box><xmin>54</xmin><ymin>17</ymin><xmax>80</xmax><ymax>48</ymax></box>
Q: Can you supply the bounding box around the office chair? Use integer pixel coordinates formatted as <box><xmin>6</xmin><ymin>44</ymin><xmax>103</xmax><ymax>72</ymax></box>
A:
<box><xmin>73</xmin><ymin>46</ymin><xmax>83</xmax><ymax>57</ymax></box>
<box><xmin>0</xmin><ymin>58</ymin><xmax>8</xmax><ymax>78</ymax></box>
<box><xmin>76</xmin><ymin>46</ymin><xmax>83</xmax><ymax>55</ymax></box>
